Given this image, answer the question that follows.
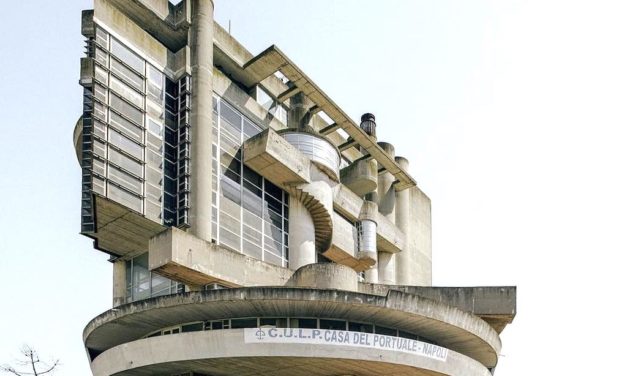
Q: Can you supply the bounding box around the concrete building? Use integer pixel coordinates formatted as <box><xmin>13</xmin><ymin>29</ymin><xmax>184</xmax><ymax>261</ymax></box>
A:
<box><xmin>73</xmin><ymin>1</ymin><xmax>516</xmax><ymax>375</ymax></box>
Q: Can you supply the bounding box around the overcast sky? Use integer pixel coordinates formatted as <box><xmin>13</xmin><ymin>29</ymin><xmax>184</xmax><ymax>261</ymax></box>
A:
<box><xmin>1</xmin><ymin>0</ymin><xmax>626</xmax><ymax>374</ymax></box>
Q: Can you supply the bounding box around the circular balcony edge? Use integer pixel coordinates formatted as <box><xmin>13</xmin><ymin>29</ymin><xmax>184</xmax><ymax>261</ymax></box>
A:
<box><xmin>91</xmin><ymin>329</ymin><xmax>492</xmax><ymax>376</ymax></box>
<box><xmin>84</xmin><ymin>288</ymin><xmax>501</xmax><ymax>367</ymax></box>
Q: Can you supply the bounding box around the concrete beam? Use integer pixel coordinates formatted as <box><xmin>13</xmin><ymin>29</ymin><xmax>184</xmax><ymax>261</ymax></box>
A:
<box><xmin>149</xmin><ymin>227</ymin><xmax>292</xmax><ymax>287</ymax></box>
<box><xmin>319</xmin><ymin>123</ymin><xmax>340</xmax><ymax>135</ymax></box>
<box><xmin>276</xmin><ymin>84</ymin><xmax>301</xmax><ymax>103</ymax></box>
<box><xmin>338</xmin><ymin>138</ymin><xmax>358</xmax><ymax>151</ymax></box>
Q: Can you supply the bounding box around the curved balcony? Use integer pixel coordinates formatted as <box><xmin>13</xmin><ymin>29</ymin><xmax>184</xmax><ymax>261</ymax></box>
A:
<box><xmin>280</xmin><ymin>129</ymin><xmax>341</xmax><ymax>182</ymax></box>
<box><xmin>90</xmin><ymin>328</ymin><xmax>491</xmax><ymax>376</ymax></box>
<box><xmin>84</xmin><ymin>288</ymin><xmax>501</xmax><ymax>371</ymax></box>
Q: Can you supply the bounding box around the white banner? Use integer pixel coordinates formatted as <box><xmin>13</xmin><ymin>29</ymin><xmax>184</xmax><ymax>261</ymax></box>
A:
<box><xmin>244</xmin><ymin>328</ymin><xmax>448</xmax><ymax>362</ymax></box>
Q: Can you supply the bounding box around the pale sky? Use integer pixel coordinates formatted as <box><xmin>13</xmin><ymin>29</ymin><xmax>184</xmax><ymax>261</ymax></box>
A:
<box><xmin>1</xmin><ymin>0</ymin><xmax>626</xmax><ymax>374</ymax></box>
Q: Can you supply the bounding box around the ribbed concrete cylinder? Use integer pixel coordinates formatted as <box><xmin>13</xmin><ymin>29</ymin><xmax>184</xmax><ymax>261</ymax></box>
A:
<box><xmin>377</xmin><ymin>142</ymin><xmax>396</xmax><ymax>284</ymax></box>
<box><xmin>288</xmin><ymin>197</ymin><xmax>317</xmax><ymax>270</ymax></box>
<box><xmin>112</xmin><ymin>260</ymin><xmax>126</xmax><ymax>307</ymax></box>
<box><xmin>359</xmin><ymin>219</ymin><xmax>378</xmax><ymax>283</ymax></box>
<box><xmin>395</xmin><ymin>156</ymin><xmax>411</xmax><ymax>285</ymax></box>
<box><xmin>188</xmin><ymin>0</ymin><xmax>214</xmax><ymax>241</ymax></box>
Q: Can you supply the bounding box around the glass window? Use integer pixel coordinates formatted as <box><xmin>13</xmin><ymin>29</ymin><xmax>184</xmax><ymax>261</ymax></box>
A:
<box><xmin>147</xmin><ymin>64</ymin><xmax>164</xmax><ymax>102</ymax></box>
<box><xmin>348</xmin><ymin>322</ymin><xmax>373</xmax><ymax>333</ymax></box>
<box><xmin>108</xmin><ymin>129</ymin><xmax>142</xmax><ymax>159</ymax></box>
<box><xmin>320</xmin><ymin>319</ymin><xmax>346</xmax><ymax>330</ymax></box>
<box><xmin>110</xmin><ymin>75</ymin><xmax>143</xmax><ymax>108</ymax></box>
<box><xmin>213</xmin><ymin>96</ymin><xmax>289</xmax><ymax>267</ymax></box>
<box><xmin>126</xmin><ymin>253</ymin><xmax>182</xmax><ymax>303</ymax></box>
<box><xmin>375</xmin><ymin>326</ymin><xmax>397</xmax><ymax>337</ymax></box>
<box><xmin>108</xmin><ymin>165</ymin><xmax>142</xmax><ymax>194</ymax></box>
<box><xmin>181</xmin><ymin>323</ymin><xmax>204</xmax><ymax>333</ymax></box>
<box><xmin>292</xmin><ymin>318</ymin><xmax>317</xmax><ymax>329</ymax></box>
<box><xmin>108</xmin><ymin>182</ymin><xmax>142</xmax><ymax>213</ymax></box>
<box><xmin>110</xmin><ymin>94</ymin><xmax>143</xmax><ymax>126</ymax></box>
<box><xmin>95</xmin><ymin>27</ymin><xmax>108</xmax><ymax>48</ymax></box>
<box><xmin>399</xmin><ymin>331</ymin><xmax>418</xmax><ymax>340</ymax></box>
<box><xmin>111</xmin><ymin>38</ymin><xmax>145</xmax><ymax>74</ymax></box>
<box><xmin>230</xmin><ymin>318</ymin><xmax>258</xmax><ymax>329</ymax></box>
<box><xmin>111</xmin><ymin>59</ymin><xmax>143</xmax><ymax>92</ymax></box>
<box><xmin>110</xmin><ymin>111</ymin><xmax>143</xmax><ymax>143</ymax></box>
<box><xmin>148</xmin><ymin>117</ymin><xmax>163</xmax><ymax>137</ymax></box>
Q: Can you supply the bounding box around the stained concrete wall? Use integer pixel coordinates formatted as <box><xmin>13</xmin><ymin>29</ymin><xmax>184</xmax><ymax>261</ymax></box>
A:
<box><xmin>93</xmin><ymin>0</ymin><xmax>168</xmax><ymax>68</ymax></box>
<box><xmin>90</xmin><ymin>329</ymin><xmax>491</xmax><ymax>376</ymax></box>
<box><xmin>149</xmin><ymin>227</ymin><xmax>292</xmax><ymax>287</ymax></box>
<box><xmin>406</xmin><ymin>186</ymin><xmax>432</xmax><ymax>286</ymax></box>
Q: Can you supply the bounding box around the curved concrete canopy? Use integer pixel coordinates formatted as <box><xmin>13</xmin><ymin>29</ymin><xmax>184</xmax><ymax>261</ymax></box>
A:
<box><xmin>91</xmin><ymin>329</ymin><xmax>491</xmax><ymax>376</ymax></box>
<box><xmin>84</xmin><ymin>288</ymin><xmax>501</xmax><ymax>367</ymax></box>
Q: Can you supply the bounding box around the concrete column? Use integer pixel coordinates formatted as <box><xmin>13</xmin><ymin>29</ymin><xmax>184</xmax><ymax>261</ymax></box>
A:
<box><xmin>359</xmin><ymin>219</ymin><xmax>378</xmax><ymax>283</ymax></box>
<box><xmin>112</xmin><ymin>260</ymin><xmax>126</xmax><ymax>307</ymax></box>
<box><xmin>378</xmin><ymin>252</ymin><xmax>395</xmax><ymax>284</ymax></box>
<box><xmin>288</xmin><ymin>196</ymin><xmax>317</xmax><ymax>270</ymax></box>
<box><xmin>377</xmin><ymin>142</ymin><xmax>396</xmax><ymax>221</ymax></box>
<box><xmin>395</xmin><ymin>156</ymin><xmax>411</xmax><ymax>285</ymax></box>
<box><xmin>288</xmin><ymin>92</ymin><xmax>310</xmax><ymax>130</ymax></box>
<box><xmin>377</xmin><ymin>142</ymin><xmax>396</xmax><ymax>284</ymax></box>
<box><xmin>188</xmin><ymin>0</ymin><xmax>214</xmax><ymax>241</ymax></box>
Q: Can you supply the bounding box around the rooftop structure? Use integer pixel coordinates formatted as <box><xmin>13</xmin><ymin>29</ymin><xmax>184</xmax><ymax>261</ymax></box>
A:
<box><xmin>74</xmin><ymin>1</ymin><xmax>516</xmax><ymax>375</ymax></box>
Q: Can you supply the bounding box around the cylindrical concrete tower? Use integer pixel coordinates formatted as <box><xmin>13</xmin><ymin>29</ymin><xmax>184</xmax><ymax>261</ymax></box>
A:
<box><xmin>377</xmin><ymin>142</ymin><xmax>397</xmax><ymax>284</ymax></box>
<box><xmin>395</xmin><ymin>156</ymin><xmax>411</xmax><ymax>285</ymax></box>
<box><xmin>188</xmin><ymin>0</ymin><xmax>214</xmax><ymax>241</ymax></box>
<box><xmin>288</xmin><ymin>196</ymin><xmax>317</xmax><ymax>269</ymax></box>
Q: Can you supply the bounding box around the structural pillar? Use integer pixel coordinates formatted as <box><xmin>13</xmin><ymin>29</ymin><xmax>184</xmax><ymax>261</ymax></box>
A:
<box><xmin>360</xmin><ymin>219</ymin><xmax>378</xmax><ymax>283</ymax></box>
<box><xmin>112</xmin><ymin>260</ymin><xmax>126</xmax><ymax>307</ymax></box>
<box><xmin>377</xmin><ymin>142</ymin><xmax>396</xmax><ymax>284</ymax></box>
<box><xmin>395</xmin><ymin>156</ymin><xmax>411</xmax><ymax>285</ymax></box>
<box><xmin>288</xmin><ymin>196</ymin><xmax>317</xmax><ymax>270</ymax></box>
<box><xmin>188</xmin><ymin>0</ymin><xmax>214</xmax><ymax>241</ymax></box>
<box><xmin>359</xmin><ymin>113</ymin><xmax>379</xmax><ymax>283</ymax></box>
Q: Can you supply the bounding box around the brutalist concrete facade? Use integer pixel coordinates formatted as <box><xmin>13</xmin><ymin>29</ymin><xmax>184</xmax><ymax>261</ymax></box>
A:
<box><xmin>74</xmin><ymin>1</ymin><xmax>516</xmax><ymax>375</ymax></box>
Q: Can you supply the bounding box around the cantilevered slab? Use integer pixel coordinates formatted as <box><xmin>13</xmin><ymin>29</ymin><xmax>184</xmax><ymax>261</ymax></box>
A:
<box><xmin>242</xmin><ymin>45</ymin><xmax>417</xmax><ymax>191</ymax></box>
<box><xmin>85</xmin><ymin>195</ymin><xmax>166</xmax><ymax>259</ymax></box>
<box><xmin>84</xmin><ymin>288</ymin><xmax>501</xmax><ymax>368</ymax></box>
<box><xmin>242</xmin><ymin>128</ymin><xmax>310</xmax><ymax>187</ymax></box>
<box><xmin>361</xmin><ymin>285</ymin><xmax>517</xmax><ymax>334</ymax></box>
<box><xmin>149</xmin><ymin>227</ymin><xmax>292</xmax><ymax>287</ymax></box>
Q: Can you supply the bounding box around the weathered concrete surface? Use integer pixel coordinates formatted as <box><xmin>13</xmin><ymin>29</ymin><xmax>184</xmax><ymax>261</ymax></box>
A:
<box><xmin>188</xmin><ymin>0</ymin><xmax>214</xmax><ymax>241</ymax></box>
<box><xmin>84</xmin><ymin>288</ymin><xmax>501</xmax><ymax>368</ymax></box>
<box><xmin>340</xmin><ymin>158</ymin><xmax>378</xmax><ymax>197</ymax></box>
<box><xmin>360</xmin><ymin>285</ymin><xmax>517</xmax><ymax>334</ymax></box>
<box><xmin>287</xmin><ymin>263</ymin><xmax>358</xmax><ymax>292</ymax></box>
<box><xmin>105</xmin><ymin>0</ymin><xmax>190</xmax><ymax>50</ymax></box>
<box><xmin>86</xmin><ymin>196</ymin><xmax>166</xmax><ymax>259</ymax></box>
<box><xmin>149</xmin><ymin>227</ymin><xmax>292</xmax><ymax>287</ymax></box>
<box><xmin>243</xmin><ymin>128</ymin><xmax>310</xmax><ymax>186</ymax></box>
<box><xmin>288</xmin><ymin>197</ymin><xmax>317</xmax><ymax>270</ymax></box>
<box><xmin>92</xmin><ymin>0</ymin><xmax>168</xmax><ymax>67</ymax></box>
<box><xmin>91</xmin><ymin>329</ymin><xmax>490</xmax><ymax>376</ymax></box>
<box><xmin>112</xmin><ymin>260</ymin><xmax>126</xmax><ymax>307</ymax></box>
<box><xmin>395</xmin><ymin>157</ymin><xmax>432</xmax><ymax>286</ymax></box>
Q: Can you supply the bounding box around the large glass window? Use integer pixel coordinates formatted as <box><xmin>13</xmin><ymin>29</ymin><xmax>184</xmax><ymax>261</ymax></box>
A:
<box><xmin>125</xmin><ymin>253</ymin><xmax>183</xmax><ymax>303</ymax></box>
<box><xmin>111</xmin><ymin>37</ymin><xmax>145</xmax><ymax>74</ymax></box>
<box><xmin>212</xmin><ymin>97</ymin><xmax>289</xmax><ymax>267</ymax></box>
<box><xmin>84</xmin><ymin>25</ymin><xmax>171</xmax><ymax>224</ymax></box>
